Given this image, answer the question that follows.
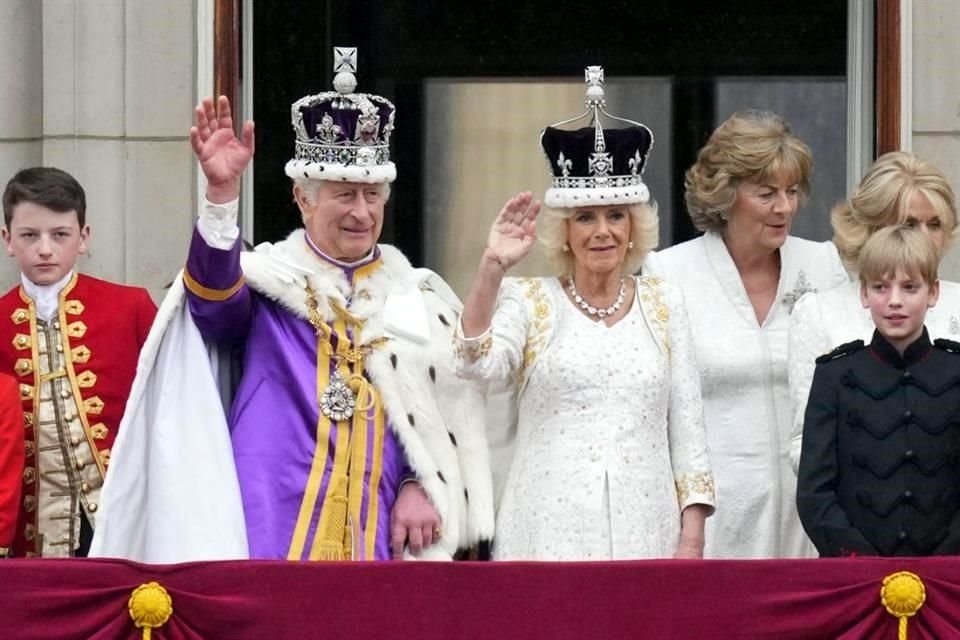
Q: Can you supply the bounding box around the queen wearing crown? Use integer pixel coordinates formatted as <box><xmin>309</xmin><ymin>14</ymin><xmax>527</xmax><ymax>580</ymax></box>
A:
<box><xmin>90</xmin><ymin>48</ymin><xmax>495</xmax><ymax>562</ymax></box>
<box><xmin>454</xmin><ymin>68</ymin><xmax>715</xmax><ymax>560</ymax></box>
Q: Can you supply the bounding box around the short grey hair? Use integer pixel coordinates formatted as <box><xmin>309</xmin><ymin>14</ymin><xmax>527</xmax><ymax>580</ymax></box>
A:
<box><xmin>292</xmin><ymin>177</ymin><xmax>392</xmax><ymax>205</ymax></box>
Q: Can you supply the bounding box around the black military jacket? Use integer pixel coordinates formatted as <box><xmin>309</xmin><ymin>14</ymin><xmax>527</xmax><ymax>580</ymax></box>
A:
<box><xmin>797</xmin><ymin>328</ymin><xmax>960</xmax><ymax>557</ymax></box>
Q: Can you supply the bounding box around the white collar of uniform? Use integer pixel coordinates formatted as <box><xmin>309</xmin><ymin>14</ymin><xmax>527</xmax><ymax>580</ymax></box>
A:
<box><xmin>22</xmin><ymin>270</ymin><xmax>74</xmax><ymax>322</ymax></box>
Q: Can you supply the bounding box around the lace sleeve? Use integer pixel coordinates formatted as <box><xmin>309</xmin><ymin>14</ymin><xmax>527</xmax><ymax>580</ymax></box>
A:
<box><xmin>453</xmin><ymin>278</ymin><xmax>531</xmax><ymax>384</ymax></box>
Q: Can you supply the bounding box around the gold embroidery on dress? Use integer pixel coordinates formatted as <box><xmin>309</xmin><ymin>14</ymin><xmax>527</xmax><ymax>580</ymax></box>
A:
<box><xmin>675</xmin><ymin>472</ymin><xmax>716</xmax><ymax>506</ymax></box>
<box><xmin>638</xmin><ymin>276</ymin><xmax>670</xmax><ymax>355</ymax></box>
<box><xmin>518</xmin><ymin>279</ymin><xmax>552</xmax><ymax>387</ymax></box>
<box><xmin>11</xmin><ymin>308</ymin><xmax>29</xmax><ymax>324</ymax></box>
<box><xmin>454</xmin><ymin>334</ymin><xmax>492</xmax><ymax>362</ymax></box>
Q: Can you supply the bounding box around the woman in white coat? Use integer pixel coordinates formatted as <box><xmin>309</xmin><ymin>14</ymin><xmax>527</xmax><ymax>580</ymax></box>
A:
<box><xmin>644</xmin><ymin>111</ymin><xmax>849</xmax><ymax>558</ymax></box>
<box><xmin>454</xmin><ymin>69</ymin><xmax>716</xmax><ymax>560</ymax></box>
<box><xmin>788</xmin><ymin>151</ymin><xmax>959</xmax><ymax>473</ymax></box>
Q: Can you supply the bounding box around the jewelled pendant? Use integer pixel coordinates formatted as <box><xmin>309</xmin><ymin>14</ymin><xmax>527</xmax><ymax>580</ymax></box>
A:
<box><xmin>320</xmin><ymin>370</ymin><xmax>356</xmax><ymax>421</ymax></box>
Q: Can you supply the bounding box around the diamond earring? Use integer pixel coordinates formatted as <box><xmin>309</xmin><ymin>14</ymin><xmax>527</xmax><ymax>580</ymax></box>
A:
<box><xmin>562</xmin><ymin>244</ymin><xmax>570</xmax><ymax>252</ymax></box>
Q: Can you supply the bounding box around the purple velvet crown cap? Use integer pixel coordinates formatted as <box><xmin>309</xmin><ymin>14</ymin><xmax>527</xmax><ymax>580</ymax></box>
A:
<box><xmin>540</xmin><ymin>125</ymin><xmax>653</xmax><ymax>209</ymax></box>
<box><xmin>539</xmin><ymin>65</ymin><xmax>654</xmax><ymax>208</ymax></box>
<box><xmin>284</xmin><ymin>47</ymin><xmax>397</xmax><ymax>184</ymax></box>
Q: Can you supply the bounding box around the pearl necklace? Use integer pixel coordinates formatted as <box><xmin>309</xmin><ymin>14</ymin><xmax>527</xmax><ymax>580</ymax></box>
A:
<box><xmin>568</xmin><ymin>278</ymin><xmax>626</xmax><ymax>318</ymax></box>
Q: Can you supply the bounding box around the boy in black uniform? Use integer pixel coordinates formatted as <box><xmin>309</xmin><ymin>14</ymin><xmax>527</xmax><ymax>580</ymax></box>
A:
<box><xmin>797</xmin><ymin>225</ymin><xmax>960</xmax><ymax>557</ymax></box>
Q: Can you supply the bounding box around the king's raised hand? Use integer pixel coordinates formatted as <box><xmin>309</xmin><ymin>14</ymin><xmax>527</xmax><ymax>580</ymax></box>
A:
<box><xmin>486</xmin><ymin>192</ymin><xmax>541</xmax><ymax>272</ymax></box>
<box><xmin>190</xmin><ymin>96</ymin><xmax>255</xmax><ymax>204</ymax></box>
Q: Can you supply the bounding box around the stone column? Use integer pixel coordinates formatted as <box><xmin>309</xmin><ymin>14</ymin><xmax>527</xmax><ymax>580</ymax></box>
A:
<box><xmin>0</xmin><ymin>0</ymin><xmax>198</xmax><ymax>300</ymax></box>
<box><xmin>911</xmin><ymin>1</ymin><xmax>960</xmax><ymax>280</ymax></box>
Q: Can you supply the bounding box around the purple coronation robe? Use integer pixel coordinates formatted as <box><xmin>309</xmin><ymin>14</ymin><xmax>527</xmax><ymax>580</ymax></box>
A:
<box><xmin>184</xmin><ymin>229</ymin><xmax>409</xmax><ymax>560</ymax></box>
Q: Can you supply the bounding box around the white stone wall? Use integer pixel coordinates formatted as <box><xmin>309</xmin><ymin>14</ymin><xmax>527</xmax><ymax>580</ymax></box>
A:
<box><xmin>0</xmin><ymin>0</ymin><xmax>197</xmax><ymax>301</ymax></box>
<box><xmin>912</xmin><ymin>1</ymin><xmax>960</xmax><ymax>280</ymax></box>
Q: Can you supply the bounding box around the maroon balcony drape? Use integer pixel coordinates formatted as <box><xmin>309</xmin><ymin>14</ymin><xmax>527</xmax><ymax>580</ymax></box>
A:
<box><xmin>3</xmin><ymin>557</ymin><xmax>960</xmax><ymax>639</ymax></box>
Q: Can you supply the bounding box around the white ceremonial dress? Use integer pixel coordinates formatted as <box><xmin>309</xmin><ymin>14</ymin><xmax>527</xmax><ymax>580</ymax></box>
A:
<box><xmin>644</xmin><ymin>231</ymin><xmax>849</xmax><ymax>558</ymax></box>
<box><xmin>787</xmin><ymin>278</ymin><xmax>960</xmax><ymax>473</ymax></box>
<box><xmin>454</xmin><ymin>276</ymin><xmax>715</xmax><ymax>560</ymax></box>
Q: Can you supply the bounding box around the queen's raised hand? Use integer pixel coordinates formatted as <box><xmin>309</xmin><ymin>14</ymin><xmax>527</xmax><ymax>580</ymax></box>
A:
<box><xmin>486</xmin><ymin>191</ymin><xmax>542</xmax><ymax>272</ymax></box>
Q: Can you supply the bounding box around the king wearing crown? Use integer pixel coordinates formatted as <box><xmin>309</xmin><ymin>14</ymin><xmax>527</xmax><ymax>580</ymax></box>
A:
<box><xmin>90</xmin><ymin>48</ymin><xmax>494</xmax><ymax>562</ymax></box>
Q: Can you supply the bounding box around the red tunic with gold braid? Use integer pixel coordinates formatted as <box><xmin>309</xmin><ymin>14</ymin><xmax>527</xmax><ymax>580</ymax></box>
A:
<box><xmin>0</xmin><ymin>373</ymin><xmax>24</xmax><ymax>556</ymax></box>
<box><xmin>0</xmin><ymin>273</ymin><xmax>156</xmax><ymax>556</ymax></box>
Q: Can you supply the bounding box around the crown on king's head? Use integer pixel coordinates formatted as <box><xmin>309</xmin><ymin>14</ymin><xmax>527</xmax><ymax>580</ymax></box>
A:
<box><xmin>540</xmin><ymin>66</ymin><xmax>654</xmax><ymax>208</ymax></box>
<box><xmin>284</xmin><ymin>47</ymin><xmax>397</xmax><ymax>184</ymax></box>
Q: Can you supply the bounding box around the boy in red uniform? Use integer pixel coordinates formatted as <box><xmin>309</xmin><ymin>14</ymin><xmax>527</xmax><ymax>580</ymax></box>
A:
<box><xmin>0</xmin><ymin>167</ymin><xmax>157</xmax><ymax>557</ymax></box>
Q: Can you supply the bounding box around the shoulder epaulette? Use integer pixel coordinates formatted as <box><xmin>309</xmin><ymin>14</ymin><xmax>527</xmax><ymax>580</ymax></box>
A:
<box><xmin>815</xmin><ymin>339</ymin><xmax>865</xmax><ymax>364</ymax></box>
<box><xmin>934</xmin><ymin>338</ymin><xmax>960</xmax><ymax>354</ymax></box>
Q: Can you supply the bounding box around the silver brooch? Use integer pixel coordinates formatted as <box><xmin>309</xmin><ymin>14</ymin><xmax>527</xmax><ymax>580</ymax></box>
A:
<box><xmin>781</xmin><ymin>270</ymin><xmax>815</xmax><ymax>314</ymax></box>
<box><xmin>320</xmin><ymin>370</ymin><xmax>356</xmax><ymax>422</ymax></box>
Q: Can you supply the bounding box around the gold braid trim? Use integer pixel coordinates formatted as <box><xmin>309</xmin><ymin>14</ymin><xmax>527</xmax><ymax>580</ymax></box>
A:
<box><xmin>182</xmin><ymin>268</ymin><xmax>245</xmax><ymax>301</ymax></box>
<box><xmin>304</xmin><ymin>285</ymin><xmax>389</xmax><ymax>560</ymax></box>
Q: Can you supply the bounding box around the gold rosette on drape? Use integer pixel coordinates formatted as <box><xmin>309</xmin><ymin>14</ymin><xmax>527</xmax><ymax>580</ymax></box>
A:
<box><xmin>881</xmin><ymin>571</ymin><xmax>926</xmax><ymax>640</ymax></box>
<box><xmin>128</xmin><ymin>582</ymin><xmax>173</xmax><ymax>639</ymax></box>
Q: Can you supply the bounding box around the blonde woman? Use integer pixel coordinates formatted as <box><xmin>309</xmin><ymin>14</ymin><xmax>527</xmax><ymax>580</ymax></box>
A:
<box><xmin>788</xmin><ymin>151</ymin><xmax>959</xmax><ymax>473</ymax></box>
<box><xmin>644</xmin><ymin>111</ymin><xmax>849</xmax><ymax>559</ymax></box>
<box><xmin>454</xmin><ymin>72</ymin><xmax>715</xmax><ymax>560</ymax></box>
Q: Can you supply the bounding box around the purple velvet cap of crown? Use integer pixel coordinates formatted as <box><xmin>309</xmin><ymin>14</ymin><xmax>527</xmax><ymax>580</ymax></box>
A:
<box><xmin>540</xmin><ymin>125</ymin><xmax>653</xmax><ymax>208</ymax></box>
<box><xmin>284</xmin><ymin>91</ymin><xmax>397</xmax><ymax>184</ymax></box>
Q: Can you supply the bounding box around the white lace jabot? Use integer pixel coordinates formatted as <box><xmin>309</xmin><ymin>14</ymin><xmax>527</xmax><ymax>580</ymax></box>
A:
<box><xmin>21</xmin><ymin>271</ymin><xmax>74</xmax><ymax>322</ymax></box>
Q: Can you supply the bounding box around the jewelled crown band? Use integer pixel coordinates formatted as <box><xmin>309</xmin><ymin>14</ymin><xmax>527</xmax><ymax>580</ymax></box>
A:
<box><xmin>540</xmin><ymin>66</ymin><xmax>654</xmax><ymax>208</ymax></box>
<box><xmin>285</xmin><ymin>47</ymin><xmax>397</xmax><ymax>184</ymax></box>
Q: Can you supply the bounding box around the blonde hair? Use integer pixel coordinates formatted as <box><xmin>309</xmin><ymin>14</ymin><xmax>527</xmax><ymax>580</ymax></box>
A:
<box><xmin>538</xmin><ymin>202</ymin><xmax>659</xmax><ymax>277</ymax></box>
<box><xmin>684</xmin><ymin>110</ymin><xmax>812</xmax><ymax>233</ymax></box>
<box><xmin>858</xmin><ymin>225</ymin><xmax>939</xmax><ymax>287</ymax></box>
<box><xmin>833</xmin><ymin>151</ymin><xmax>957</xmax><ymax>270</ymax></box>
